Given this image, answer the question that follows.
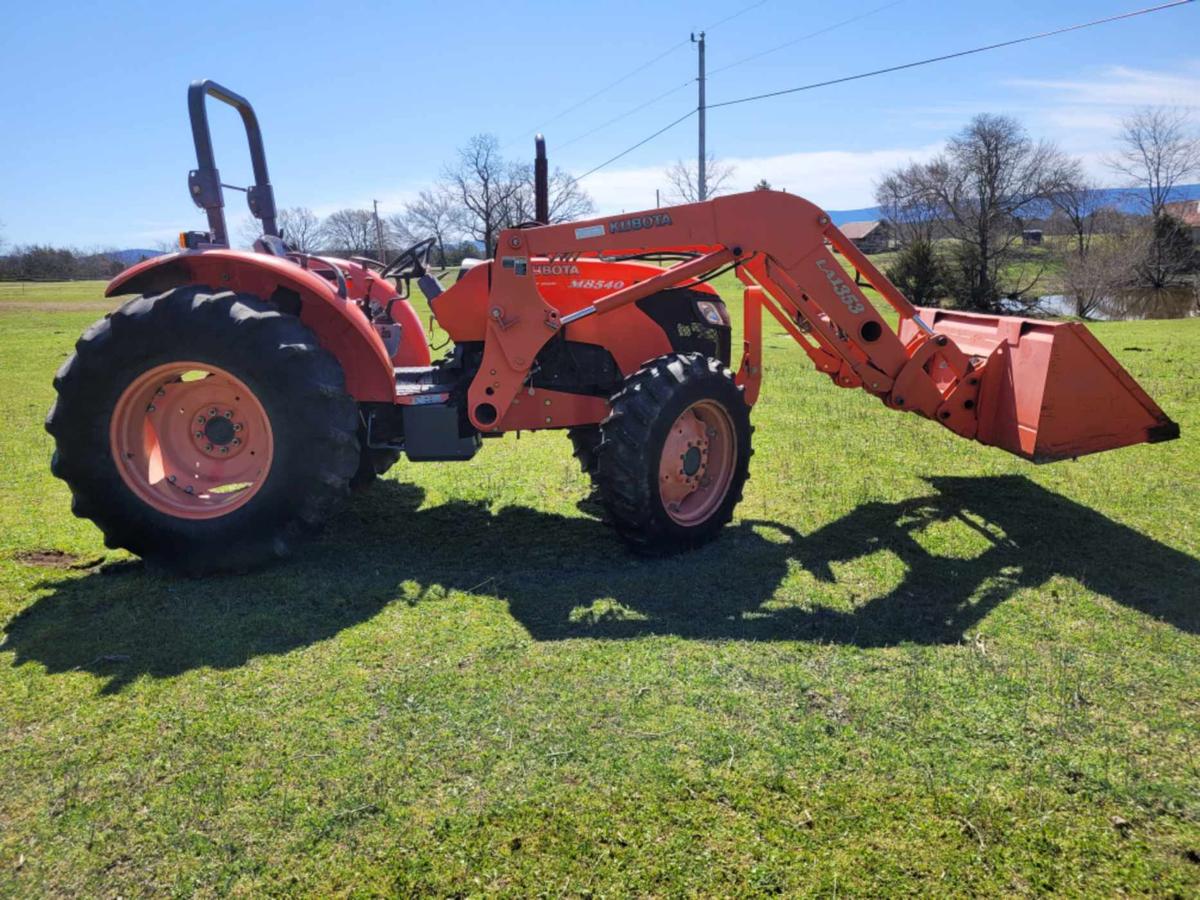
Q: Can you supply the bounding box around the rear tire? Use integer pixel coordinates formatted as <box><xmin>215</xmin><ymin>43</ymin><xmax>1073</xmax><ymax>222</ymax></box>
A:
<box><xmin>594</xmin><ymin>353</ymin><xmax>751</xmax><ymax>554</ymax></box>
<box><xmin>46</xmin><ymin>285</ymin><xmax>360</xmax><ymax>574</ymax></box>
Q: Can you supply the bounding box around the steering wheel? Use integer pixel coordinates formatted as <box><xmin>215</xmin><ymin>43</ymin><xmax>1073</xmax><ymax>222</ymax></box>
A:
<box><xmin>381</xmin><ymin>237</ymin><xmax>437</xmax><ymax>281</ymax></box>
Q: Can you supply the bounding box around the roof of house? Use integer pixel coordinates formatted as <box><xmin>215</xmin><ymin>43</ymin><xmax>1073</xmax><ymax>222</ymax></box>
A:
<box><xmin>1165</xmin><ymin>199</ymin><xmax>1200</xmax><ymax>226</ymax></box>
<box><xmin>838</xmin><ymin>220</ymin><xmax>882</xmax><ymax>240</ymax></box>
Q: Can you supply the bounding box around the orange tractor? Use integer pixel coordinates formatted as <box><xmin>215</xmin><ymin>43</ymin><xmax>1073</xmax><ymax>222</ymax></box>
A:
<box><xmin>47</xmin><ymin>81</ymin><xmax>1179</xmax><ymax>573</ymax></box>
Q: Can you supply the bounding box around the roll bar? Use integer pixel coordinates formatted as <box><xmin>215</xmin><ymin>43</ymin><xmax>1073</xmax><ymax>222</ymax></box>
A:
<box><xmin>186</xmin><ymin>79</ymin><xmax>278</xmax><ymax>246</ymax></box>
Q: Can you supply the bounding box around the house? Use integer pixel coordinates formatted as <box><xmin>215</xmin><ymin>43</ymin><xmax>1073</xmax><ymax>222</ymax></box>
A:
<box><xmin>837</xmin><ymin>220</ymin><xmax>893</xmax><ymax>254</ymax></box>
<box><xmin>1022</xmin><ymin>229</ymin><xmax>1043</xmax><ymax>246</ymax></box>
<box><xmin>1164</xmin><ymin>200</ymin><xmax>1200</xmax><ymax>243</ymax></box>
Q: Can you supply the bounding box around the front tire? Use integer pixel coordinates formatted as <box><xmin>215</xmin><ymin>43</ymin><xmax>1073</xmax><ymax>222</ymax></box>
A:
<box><xmin>46</xmin><ymin>285</ymin><xmax>360</xmax><ymax>574</ymax></box>
<box><xmin>594</xmin><ymin>353</ymin><xmax>751</xmax><ymax>554</ymax></box>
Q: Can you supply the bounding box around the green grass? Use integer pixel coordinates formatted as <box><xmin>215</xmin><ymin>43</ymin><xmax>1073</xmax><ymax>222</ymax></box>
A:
<box><xmin>2</xmin><ymin>278</ymin><xmax>1198</xmax><ymax>896</ymax></box>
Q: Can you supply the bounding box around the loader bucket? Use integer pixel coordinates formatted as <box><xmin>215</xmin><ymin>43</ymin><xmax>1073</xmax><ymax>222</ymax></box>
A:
<box><xmin>900</xmin><ymin>308</ymin><xmax>1179</xmax><ymax>462</ymax></box>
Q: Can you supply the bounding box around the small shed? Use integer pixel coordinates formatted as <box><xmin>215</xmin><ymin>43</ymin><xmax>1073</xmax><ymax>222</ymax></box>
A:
<box><xmin>837</xmin><ymin>220</ymin><xmax>893</xmax><ymax>254</ymax></box>
<box><xmin>1022</xmin><ymin>229</ymin><xmax>1044</xmax><ymax>246</ymax></box>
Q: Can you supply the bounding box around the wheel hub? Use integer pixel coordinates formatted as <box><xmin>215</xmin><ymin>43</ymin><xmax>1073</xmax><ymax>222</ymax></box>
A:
<box><xmin>657</xmin><ymin>400</ymin><xmax>737</xmax><ymax>527</ymax></box>
<box><xmin>110</xmin><ymin>363</ymin><xmax>273</xmax><ymax>519</ymax></box>
<box><xmin>203</xmin><ymin>414</ymin><xmax>235</xmax><ymax>446</ymax></box>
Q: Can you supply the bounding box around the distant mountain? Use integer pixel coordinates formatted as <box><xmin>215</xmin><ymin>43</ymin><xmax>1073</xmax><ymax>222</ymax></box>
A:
<box><xmin>826</xmin><ymin>207</ymin><xmax>883</xmax><ymax>226</ymax></box>
<box><xmin>825</xmin><ymin>184</ymin><xmax>1200</xmax><ymax>226</ymax></box>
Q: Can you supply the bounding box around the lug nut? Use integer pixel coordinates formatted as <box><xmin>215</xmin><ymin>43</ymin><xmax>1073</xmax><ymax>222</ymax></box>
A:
<box><xmin>232</xmin><ymin>437</ymin><xmax>241</xmax><ymax>446</ymax></box>
<box><xmin>223</xmin><ymin>410</ymin><xmax>233</xmax><ymax>418</ymax></box>
<box><xmin>233</xmin><ymin>423</ymin><xmax>243</xmax><ymax>432</ymax></box>
<box><xmin>196</xmin><ymin>415</ymin><xmax>206</xmax><ymax>424</ymax></box>
<box><xmin>208</xmin><ymin>408</ymin><xmax>218</xmax><ymax>416</ymax></box>
<box><xmin>205</xmin><ymin>443</ymin><xmax>213</xmax><ymax>451</ymax></box>
<box><xmin>220</xmin><ymin>447</ymin><xmax>229</xmax><ymax>454</ymax></box>
<box><xmin>194</xmin><ymin>431</ymin><xmax>204</xmax><ymax>439</ymax></box>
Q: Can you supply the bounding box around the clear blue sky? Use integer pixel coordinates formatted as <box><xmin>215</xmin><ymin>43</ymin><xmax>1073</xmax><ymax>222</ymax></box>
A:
<box><xmin>2</xmin><ymin>0</ymin><xmax>1197</xmax><ymax>248</ymax></box>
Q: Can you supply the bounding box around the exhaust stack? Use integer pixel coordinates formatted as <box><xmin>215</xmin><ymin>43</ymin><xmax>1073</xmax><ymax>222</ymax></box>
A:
<box><xmin>534</xmin><ymin>134</ymin><xmax>548</xmax><ymax>225</ymax></box>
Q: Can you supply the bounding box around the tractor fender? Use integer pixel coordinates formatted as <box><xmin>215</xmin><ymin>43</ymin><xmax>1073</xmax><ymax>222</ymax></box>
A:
<box><xmin>106</xmin><ymin>250</ymin><xmax>397</xmax><ymax>401</ymax></box>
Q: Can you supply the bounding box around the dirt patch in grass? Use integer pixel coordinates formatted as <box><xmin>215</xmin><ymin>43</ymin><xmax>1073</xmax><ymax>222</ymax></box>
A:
<box><xmin>13</xmin><ymin>549</ymin><xmax>103</xmax><ymax>569</ymax></box>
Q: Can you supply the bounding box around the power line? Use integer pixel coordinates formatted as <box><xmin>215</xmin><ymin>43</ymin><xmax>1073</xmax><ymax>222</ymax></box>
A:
<box><xmin>708</xmin><ymin>0</ymin><xmax>905</xmax><ymax>78</ymax></box>
<box><xmin>505</xmin><ymin>0</ymin><xmax>772</xmax><ymax>147</ymax></box>
<box><xmin>709</xmin><ymin>0</ymin><xmax>1195</xmax><ymax>110</ymax></box>
<box><xmin>554</xmin><ymin>2</ymin><xmax>891</xmax><ymax>154</ymax></box>
<box><xmin>576</xmin><ymin>109</ymin><xmax>697</xmax><ymax>182</ymax></box>
<box><xmin>702</xmin><ymin>0</ymin><xmax>770</xmax><ymax>31</ymax></box>
<box><xmin>573</xmin><ymin>0</ymin><xmax>1194</xmax><ymax>182</ymax></box>
<box><xmin>511</xmin><ymin>40</ymin><xmax>691</xmax><ymax>144</ymax></box>
<box><xmin>557</xmin><ymin>80</ymin><xmax>694</xmax><ymax>151</ymax></box>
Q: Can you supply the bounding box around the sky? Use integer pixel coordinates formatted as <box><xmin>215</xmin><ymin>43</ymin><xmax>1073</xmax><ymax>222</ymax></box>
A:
<box><xmin>1</xmin><ymin>0</ymin><xmax>1198</xmax><ymax>249</ymax></box>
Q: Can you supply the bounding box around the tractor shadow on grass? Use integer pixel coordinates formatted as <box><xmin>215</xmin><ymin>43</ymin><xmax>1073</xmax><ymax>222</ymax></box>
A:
<box><xmin>3</xmin><ymin>474</ymin><xmax>1197</xmax><ymax>691</ymax></box>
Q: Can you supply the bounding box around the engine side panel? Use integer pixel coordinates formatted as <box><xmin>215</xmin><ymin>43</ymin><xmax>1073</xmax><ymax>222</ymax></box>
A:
<box><xmin>432</xmin><ymin>257</ymin><xmax>729</xmax><ymax>376</ymax></box>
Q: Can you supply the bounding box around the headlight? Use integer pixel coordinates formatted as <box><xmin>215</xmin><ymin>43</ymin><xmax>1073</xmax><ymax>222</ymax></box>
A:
<box><xmin>695</xmin><ymin>300</ymin><xmax>728</xmax><ymax>326</ymax></box>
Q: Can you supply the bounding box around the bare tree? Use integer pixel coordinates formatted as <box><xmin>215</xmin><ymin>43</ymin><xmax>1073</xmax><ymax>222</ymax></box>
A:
<box><xmin>444</xmin><ymin>134</ymin><xmax>523</xmax><ymax>256</ymax></box>
<box><xmin>1047</xmin><ymin>164</ymin><xmax>1109</xmax><ymax>262</ymax></box>
<box><xmin>664</xmin><ymin>154</ymin><xmax>736</xmax><ymax>204</ymax></box>
<box><xmin>235</xmin><ymin>216</ymin><xmax>262</xmax><ymax>249</ymax></box>
<box><xmin>875</xmin><ymin>163</ymin><xmax>941</xmax><ymax>247</ymax></box>
<box><xmin>508</xmin><ymin>165</ymin><xmax>595</xmax><ymax>225</ymax></box>
<box><xmin>384</xmin><ymin>213</ymin><xmax>415</xmax><ymax>254</ymax></box>
<box><xmin>753</xmin><ymin>179</ymin><xmax>771</xmax><ymax>191</ymax></box>
<box><xmin>277</xmin><ymin>207</ymin><xmax>323</xmax><ymax>252</ymax></box>
<box><xmin>1108</xmin><ymin>107</ymin><xmax>1200</xmax><ymax>216</ymax></box>
<box><xmin>402</xmin><ymin>188</ymin><xmax>457</xmax><ymax>265</ymax></box>
<box><xmin>882</xmin><ymin>114</ymin><xmax>1072</xmax><ymax>309</ymax></box>
<box><xmin>234</xmin><ymin>206</ymin><xmax>324</xmax><ymax>252</ymax></box>
<box><xmin>321</xmin><ymin>208</ymin><xmax>378</xmax><ymax>257</ymax></box>
<box><xmin>1059</xmin><ymin>218</ymin><xmax>1147</xmax><ymax>318</ymax></box>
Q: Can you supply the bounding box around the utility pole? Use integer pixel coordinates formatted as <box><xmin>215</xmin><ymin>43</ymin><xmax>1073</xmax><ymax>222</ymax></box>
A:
<box><xmin>372</xmin><ymin>199</ymin><xmax>387</xmax><ymax>262</ymax></box>
<box><xmin>692</xmin><ymin>30</ymin><xmax>706</xmax><ymax>201</ymax></box>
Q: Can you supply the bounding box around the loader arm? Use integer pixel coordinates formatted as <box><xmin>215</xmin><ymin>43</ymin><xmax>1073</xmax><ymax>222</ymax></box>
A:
<box><xmin>474</xmin><ymin>191</ymin><xmax>969</xmax><ymax>435</ymax></box>
<box><xmin>474</xmin><ymin>190</ymin><xmax>1176</xmax><ymax>461</ymax></box>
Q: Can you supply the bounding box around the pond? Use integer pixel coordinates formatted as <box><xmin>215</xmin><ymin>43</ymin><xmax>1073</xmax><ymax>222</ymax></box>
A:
<box><xmin>1032</xmin><ymin>285</ymin><xmax>1198</xmax><ymax>320</ymax></box>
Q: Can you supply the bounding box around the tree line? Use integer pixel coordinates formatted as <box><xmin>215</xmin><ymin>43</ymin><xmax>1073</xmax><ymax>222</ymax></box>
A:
<box><xmin>875</xmin><ymin>106</ymin><xmax>1199</xmax><ymax>317</ymax></box>
<box><xmin>0</xmin><ymin>244</ymin><xmax>131</xmax><ymax>281</ymax></box>
<box><xmin>239</xmin><ymin>134</ymin><xmax>595</xmax><ymax>265</ymax></box>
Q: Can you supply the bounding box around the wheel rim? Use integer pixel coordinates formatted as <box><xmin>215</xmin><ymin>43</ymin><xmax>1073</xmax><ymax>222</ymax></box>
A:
<box><xmin>658</xmin><ymin>399</ymin><xmax>737</xmax><ymax>527</ymax></box>
<box><xmin>109</xmin><ymin>362</ymin><xmax>274</xmax><ymax>519</ymax></box>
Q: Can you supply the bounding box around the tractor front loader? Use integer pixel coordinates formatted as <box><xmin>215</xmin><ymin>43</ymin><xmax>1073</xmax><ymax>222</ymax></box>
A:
<box><xmin>46</xmin><ymin>81</ymin><xmax>1179</xmax><ymax>574</ymax></box>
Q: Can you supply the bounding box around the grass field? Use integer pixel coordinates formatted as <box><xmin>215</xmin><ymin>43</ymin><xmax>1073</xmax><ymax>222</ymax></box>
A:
<box><xmin>1</xmin><ymin>276</ymin><xmax>1198</xmax><ymax>896</ymax></box>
